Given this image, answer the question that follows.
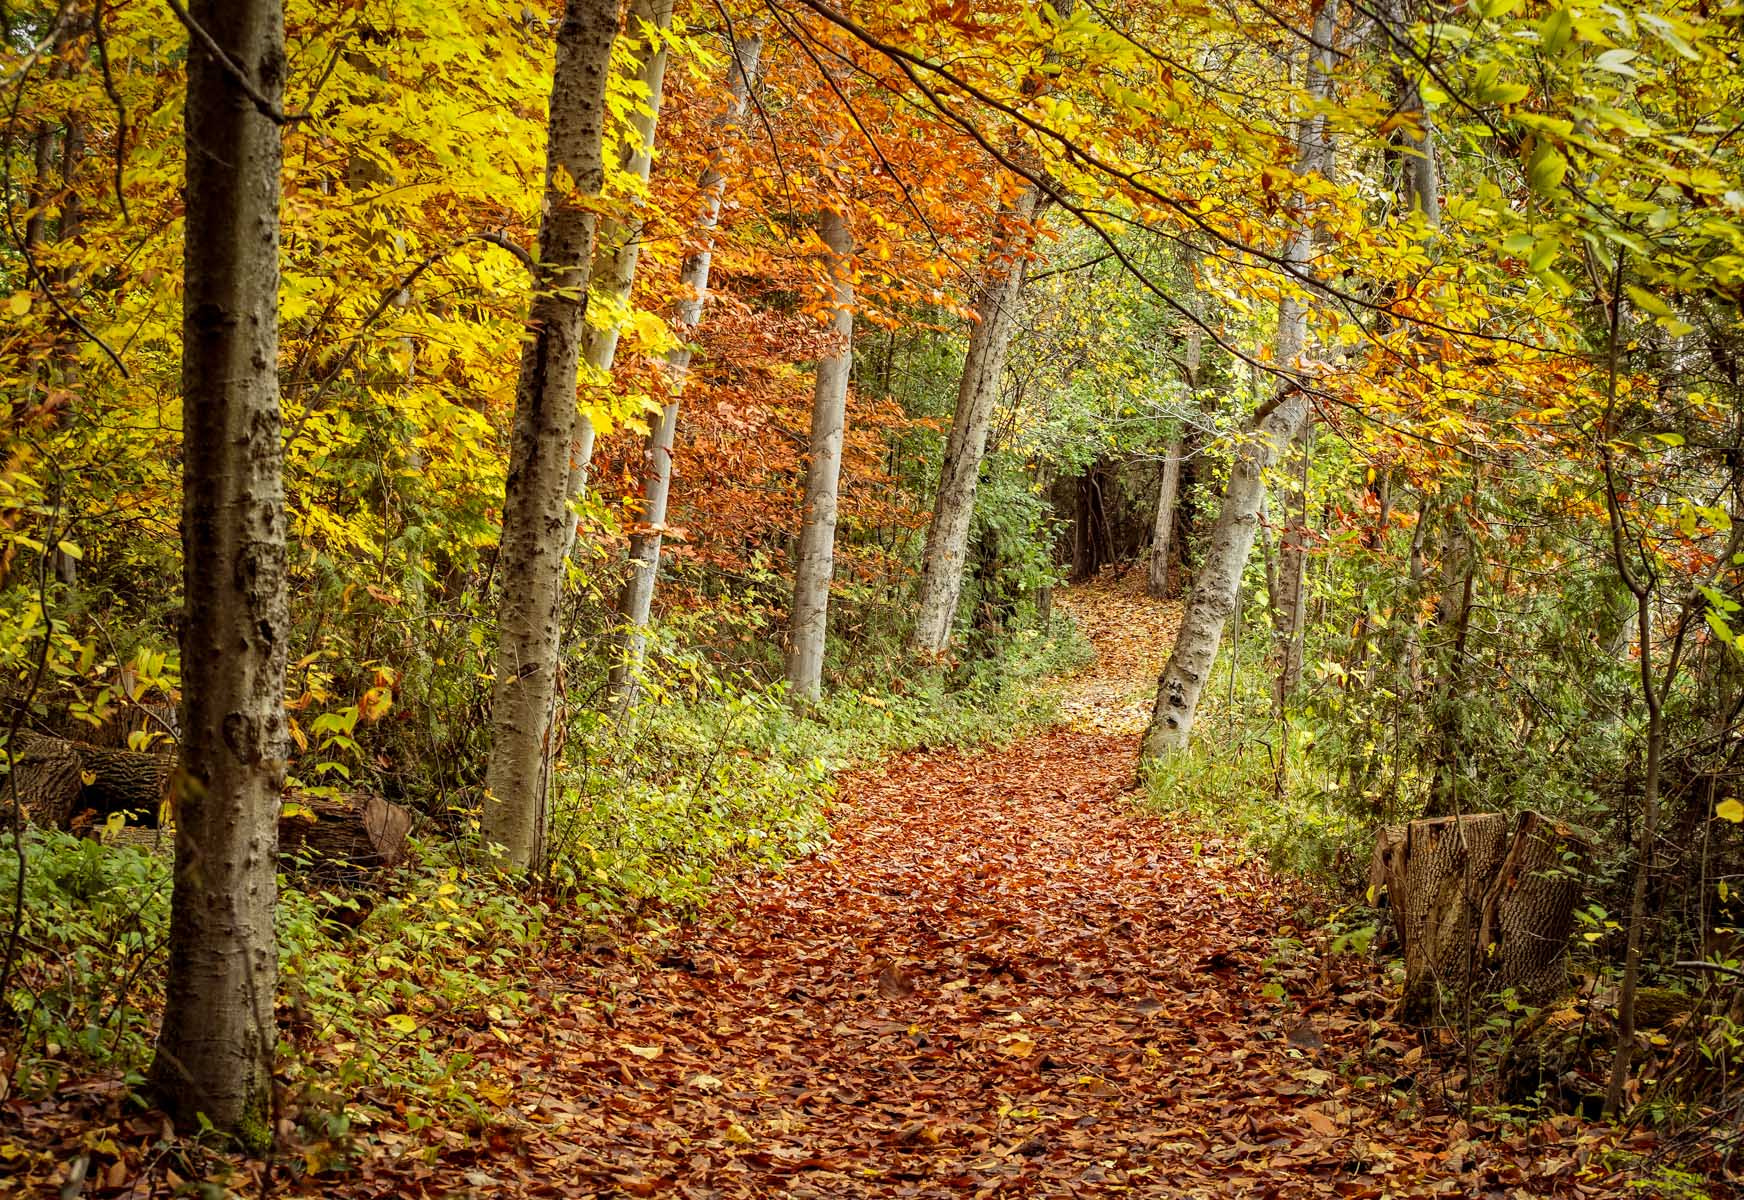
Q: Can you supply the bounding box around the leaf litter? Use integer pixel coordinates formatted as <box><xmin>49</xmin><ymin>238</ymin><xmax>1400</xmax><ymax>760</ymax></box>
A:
<box><xmin>8</xmin><ymin>574</ymin><xmax>1724</xmax><ymax>1197</ymax></box>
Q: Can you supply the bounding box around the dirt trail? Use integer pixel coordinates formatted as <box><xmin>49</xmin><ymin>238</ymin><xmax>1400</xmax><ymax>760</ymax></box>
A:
<box><xmin>391</xmin><ymin>576</ymin><xmax>1432</xmax><ymax>1199</ymax></box>
<box><xmin>399</xmin><ymin>577</ymin><xmax>1587</xmax><ymax>1198</ymax></box>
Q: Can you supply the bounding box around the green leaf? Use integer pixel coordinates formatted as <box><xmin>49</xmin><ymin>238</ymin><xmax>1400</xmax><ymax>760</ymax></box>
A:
<box><xmin>1626</xmin><ymin>285</ymin><xmax>1672</xmax><ymax>318</ymax></box>
<box><xmin>1539</xmin><ymin>7</ymin><xmax>1574</xmax><ymax>53</ymax></box>
<box><xmin>1528</xmin><ymin>143</ymin><xmax>1570</xmax><ymax>195</ymax></box>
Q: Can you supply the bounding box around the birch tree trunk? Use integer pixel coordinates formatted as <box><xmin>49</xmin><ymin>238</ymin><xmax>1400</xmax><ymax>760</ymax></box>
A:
<box><xmin>1149</xmin><ymin>310</ymin><xmax>1203</xmax><ymax>598</ymax></box>
<box><xmin>1272</xmin><ymin>424</ymin><xmax>1313</xmax><ymax>709</ymax></box>
<box><xmin>562</xmin><ymin>0</ymin><xmax>676</xmax><ymax>536</ymax></box>
<box><xmin>149</xmin><ymin>0</ymin><xmax>288</xmax><ymax>1141</ymax></box>
<box><xmin>483</xmin><ymin>0</ymin><xmax>620</xmax><ymax>870</ymax></box>
<box><xmin>785</xmin><ymin>209</ymin><xmax>855</xmax><ymax>707</ymax></box>
<box><xmin>1141</xmin><ymin>0</ymin><xmax>1340</xmax><ymax>763</ymax></box>
<box><xmin>1147</xmin><ymin>443</ymin><xmax>1184</xmax><ymax>598</ymax></box>
<box><xmin>611</xmin><ymin>32</ymin><xmax>763</xmax><ymax>703</ymax></box>
<box><xmin>909</xmin><ymin>187</ymin><xmax>1041</xmax><ymax>654</ymax></box>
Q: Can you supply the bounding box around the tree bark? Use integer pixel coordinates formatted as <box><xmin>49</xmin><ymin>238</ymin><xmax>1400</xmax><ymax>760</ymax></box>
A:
<box><xmin>785</xmin><ymin>208</ymin><xmax>855</xmax><ymax>707</ymax></box>
<box><xmin>149</xmin><ymin>0</ymin><xmax>288</xmax><ymax>1142</ymax></box>
<box><xmin>611</xmin><ymin>31</ymin><xmax>763</xmax><ymax>703</ymax></box>
<box><xmin>1140</xmin><ymin>0</ymin><xmax>1340</xmax><ymax>763</ymax></box>
<box><xmin>1271</xmin><ymin>424</ymin><xmax>1313</xmax><ymax>710</ymax></box>
<box><xmin>483</xmin><ymin>0</ymin><xmax>620</xmax><ymax>871</ymax></box>
<box><xmin>563</xmin><ymin>0</ymin><xmax>677</xmax><ymax>536</ymax></box>
<box><xmin>1372</xmin><ymin>811</ymin><xmax>1588</xmax><ymax>1026</ymax></box>
<box><xmin>1147</xmin><ymin>440</ymin><xmax>1183</xmax><ymax>598</ymax></box>
<box><xmin>909</xmin><ymin>187</ymin><xmax>1041</xmax><ymax>654</ymax></box>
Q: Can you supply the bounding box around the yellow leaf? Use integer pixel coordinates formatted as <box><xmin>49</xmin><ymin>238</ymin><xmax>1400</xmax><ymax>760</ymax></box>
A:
<box><xmin>1716</xmin><ymin>798</ymin><xmax>1744</xmax><ymax>823</ymax></box>
<box><xmin>624</xmin><ymin>1043</ymin><xmax>662</xmax><ymax>1059</ymax></box>
<box><xmin>6</xmin><ymin>293</ymin><xmax>28</xmax><ymax>316</ymax></box>
<box><xmin>385</xmin><ymin>1013</ymin><xmax>418</xmax><ymax>1034</ymax></box>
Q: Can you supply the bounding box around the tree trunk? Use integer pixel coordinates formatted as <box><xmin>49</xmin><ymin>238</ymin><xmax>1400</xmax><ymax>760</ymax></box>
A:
<box><xmin>279</xmin><ymin>794</ymin><xmax>414</xmax><ymax>875</ymax></box>
<box><xmin>1272</xmin><ymin>423</ymin><xmax>1313</xmax><ymax>710</ymax></box>
<box><xmin>563</xmin><ymin>0</ymin><xmax>677</xmax><ymax>538</ymax></box>
<box><xmin>1148</xmin><ymin>440</ymin><xmax>1183</xmax><ymax>599</ymax></box>
<box><xmin>909</xmin><ymin>187</ymin><xmax>1041</xmax><ymax>654</ymax></box>
<box><xmin>611</xmin><ymin>31</ymin><xmax>763</xmax><ymax>703</ymax></box>
<box><xmin>11</xmin><ymin>734</ymin><xmax>171</xmax><ymax>831</ymax></box>
<box><xmin>784</xmin><ymin>208</ymin><xmax>855</xmax><ymax>707</ymax></box>
<box><xmin>1372</xmin><ymin>811</ymin><xmax>1589</xmax><ymax>1026</ymax></box>
<box><xmin>483</xmin><ymin>0</ymin><xmax>621</xmax><ymax>871</ymax></box>
<box><xmin>149</xmin><ymin>0</ymin><xmax>289</xmax><ymax>1142</ymax></box>
<box><xmin>1140</xmin><ymin>0</ymin><xmax>1340</xmax><ymax>764</ymax></box>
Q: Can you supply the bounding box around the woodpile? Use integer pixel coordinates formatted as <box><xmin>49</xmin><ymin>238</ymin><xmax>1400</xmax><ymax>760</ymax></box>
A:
<box><xmin>6</xmin><ymin>732</ymin><xmax>412</xmax><ymax>877</ymax></box>
<box><xmin>1369</xmin><ymin>810</ymin><xmax>1591</xmax><ymax>1025</ymax></box>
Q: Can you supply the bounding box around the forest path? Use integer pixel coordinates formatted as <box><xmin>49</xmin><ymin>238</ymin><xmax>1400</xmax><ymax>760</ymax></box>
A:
<box><xmin>434</xmin><ymin>576</ymin><xmax>1461</xmax><ymax>1198</ymax></box>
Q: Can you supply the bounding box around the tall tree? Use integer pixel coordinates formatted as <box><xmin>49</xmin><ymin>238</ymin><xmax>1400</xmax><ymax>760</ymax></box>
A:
<box><xmin>483</xmin><ymin>0</ymin><xmax>621</xmax><ymax>870</ymax></box>
<box><xmin>148</xmin><ymin>0</ymin><xmax>289</xmax><ymax>1140</ymax></box>
<box><xmin>564</xmin><ymin>0</ymin><xmax>677</xmax><ymax>533</ymax></box>
<box><xmin>785</xmin><ymin>207</ymin><xmax>855</xmax><ymax>706</ymax></box>
<box><xmin>1141</xmin><ymin>0</ymin><xmax>1341</xmax><ymax>763</ymax></box>
<box><xmin>611</xmin><ymin>31</ymin><xmax>764</xmax><ymax>702</ymax></box>
<box><xmin>1149</xmin><ymin>293</ymin><xmax>1203</xmax><ymax>599</ymax></box>
<box><xmin>909</xmin><ymin>186</ymin><xmax>1041</xmax><ymax>655</ymax></box>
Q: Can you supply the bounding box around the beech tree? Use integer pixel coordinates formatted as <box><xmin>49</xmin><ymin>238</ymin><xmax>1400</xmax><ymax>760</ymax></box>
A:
<box><xmin>484</xmin><ymin>0</ymin><xmax>621</xmax><ymax>870</ymax></box>
<box><xmin>564</xmin><ymin>0</ymin><xmax>677</xmax><ymax>532</ymax></box>
<box><xmin>909</xmin><ymin>187</ymin><xmax>1042</xmax><ymax>656</ymax></box>
<box><xmin>148</xmin><ymin>0</ymin><xmax>288</xmax><ymax>1139</ymax></box>
<box><xmin>612</xmin><ymin>31</ymin><xmax>764</xmax><ymax>701</ymax></box>
<box><xmin>785</xmin><ymin>207</ymin><xmax>855</xmax><ymax>707</ymax></box>
<box><xmin>1141</xmin><ymin>0</ymin><xmax>1341</xmax><ymax>763</ymax></box>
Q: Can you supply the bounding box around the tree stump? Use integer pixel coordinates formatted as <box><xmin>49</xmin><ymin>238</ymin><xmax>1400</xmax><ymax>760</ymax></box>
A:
<box><xmin>1370</xmin><ymin>810</ymin><xmax>1590</xmax><ymax>1025</ymax></box>
<box><xmin>1478</xmin><ymin>810</ymin><xmax>1589</xmax><ymax>1006</ymax></box>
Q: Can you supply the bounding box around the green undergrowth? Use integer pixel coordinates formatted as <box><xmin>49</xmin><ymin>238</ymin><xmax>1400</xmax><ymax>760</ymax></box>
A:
<box><xmin>545</xmin><ymin>615</ymin><xmax>1090</xmax><ymax>916</ymax></box>
<box><xmin>1138</xmin><ymin>636</ymin><xmax>1371</xmax><ymax>891</ymax></box>
<box><xmin>0</xmin><ymin>609</ymin><xmax>1089</xmax><ymax>1138</ymax></box>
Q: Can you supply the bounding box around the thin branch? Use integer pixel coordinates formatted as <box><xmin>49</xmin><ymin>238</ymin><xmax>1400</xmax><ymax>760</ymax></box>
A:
<box><xmin>164</xmin><ymin>0</ymin><xmax>305</xmax><ymax>125</ymax></box>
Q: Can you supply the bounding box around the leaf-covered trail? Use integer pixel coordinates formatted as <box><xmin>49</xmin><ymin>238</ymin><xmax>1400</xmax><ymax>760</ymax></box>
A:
<box><xmin>406</xmin><ymin>580</ymin><xmax>1538</xmax><ymax>1197</ymax></box>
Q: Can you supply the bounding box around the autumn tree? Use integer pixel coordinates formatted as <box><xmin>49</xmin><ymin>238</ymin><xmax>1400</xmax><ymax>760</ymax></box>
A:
<box><xmin>611</xmin><ymin>30</ymin><xmax>764</xmax><ymax>701</ymax></box>
<box><xmin>785</xmin><ymin>208</ymin><xmax>856</xmax><ymax>707</ymax></box>
<box><xmin>484</xmin><ymin>0</ymin><xmax>622</xmax><ymax>870</ymax></box>
<box><xmin>1141</xmin><ymin>0</ymin><xmax>1342</xmax><ymax>763</ymax></box>
<box><xmin>148</xmin><ymin>0</ymin><xmax>289</xmax><ymax>1140</ymax></box>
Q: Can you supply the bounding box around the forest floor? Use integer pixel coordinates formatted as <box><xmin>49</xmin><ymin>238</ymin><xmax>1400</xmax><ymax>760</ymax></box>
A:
<box><xmin>350</xmin><ymin>573</ymin><xmax>1649</xmax><ymax>1199</ymax></box>
<box><xmin>12</xmin><ymin>574</ymin><xmax>1696</xmax><ymax>1198</ymax></box>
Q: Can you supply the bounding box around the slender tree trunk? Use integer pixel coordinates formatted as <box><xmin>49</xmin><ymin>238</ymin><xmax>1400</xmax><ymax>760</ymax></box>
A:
<box><xmin>149</xmin><ymin>0</ymin><xmax>288</xmax><ymax>1142</ymax></box>
<box><xmin>909</xmin><ymin>187</ymin><xmax>1041</xmax><ymax>654</ymax></box>
<box><xmin>1141</xmin><ymin>0</ymin><xmax>1340</xmax><ymax>763</ymax></box>
<box><xmin>785</xmin><ymin>208</ymin><xmax>855</xmax><ymax>707</ymax></box>
<box><xmin>483</xmin><ymin>0</ymin><xmax>620</xmax><ymax>870</ymax></box>
<box><xmin>1272</xmin><ymin>423</ymin><xmax>1313</xmax><ymax>709</ymax></box>
<box><xmin>611</xmin><ymin>32</ymin><xmax>763</xmax><ymax>702</ymax></box>
<box><xmin>1147</xmin><ymin>442</ymin><xmax>1183</xmax><ymax>598</ymax></box>
<box><xmin>1150</xmin><ymin>303</ymin><xmax>1200</xmax><ymax>599</ymax></box>
<box><xmin>563</xmin><ymin>0</ymin><xmax>676</xmax><ymax>536</ymax></box>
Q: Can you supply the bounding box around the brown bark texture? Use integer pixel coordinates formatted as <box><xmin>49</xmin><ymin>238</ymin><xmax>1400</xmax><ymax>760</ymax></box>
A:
<box><xmin>150</xmin><ymin>0</ymin><xmax>289</xmax><ymax>1142</ymax></box>
<box><xmin>1371</xmin><ymin>811</ymin><xmax>1590</xmax><ymax>1026</ymax></box>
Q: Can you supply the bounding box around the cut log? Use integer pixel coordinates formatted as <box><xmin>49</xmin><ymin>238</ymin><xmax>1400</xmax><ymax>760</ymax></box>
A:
<box><xmin>278</xmin><ymin>794</ymin><xmax>413</xmax><ymax>873</ymax></box>
<box><xmin>1369</xmin><ymin>810</ymin><xmax>1591</xmax><ymax>1026</ymax></box>
<box><xmin>6</xmin><ymin>733</ymin><xmax>172</xmax><ymax>830</ymax></box>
